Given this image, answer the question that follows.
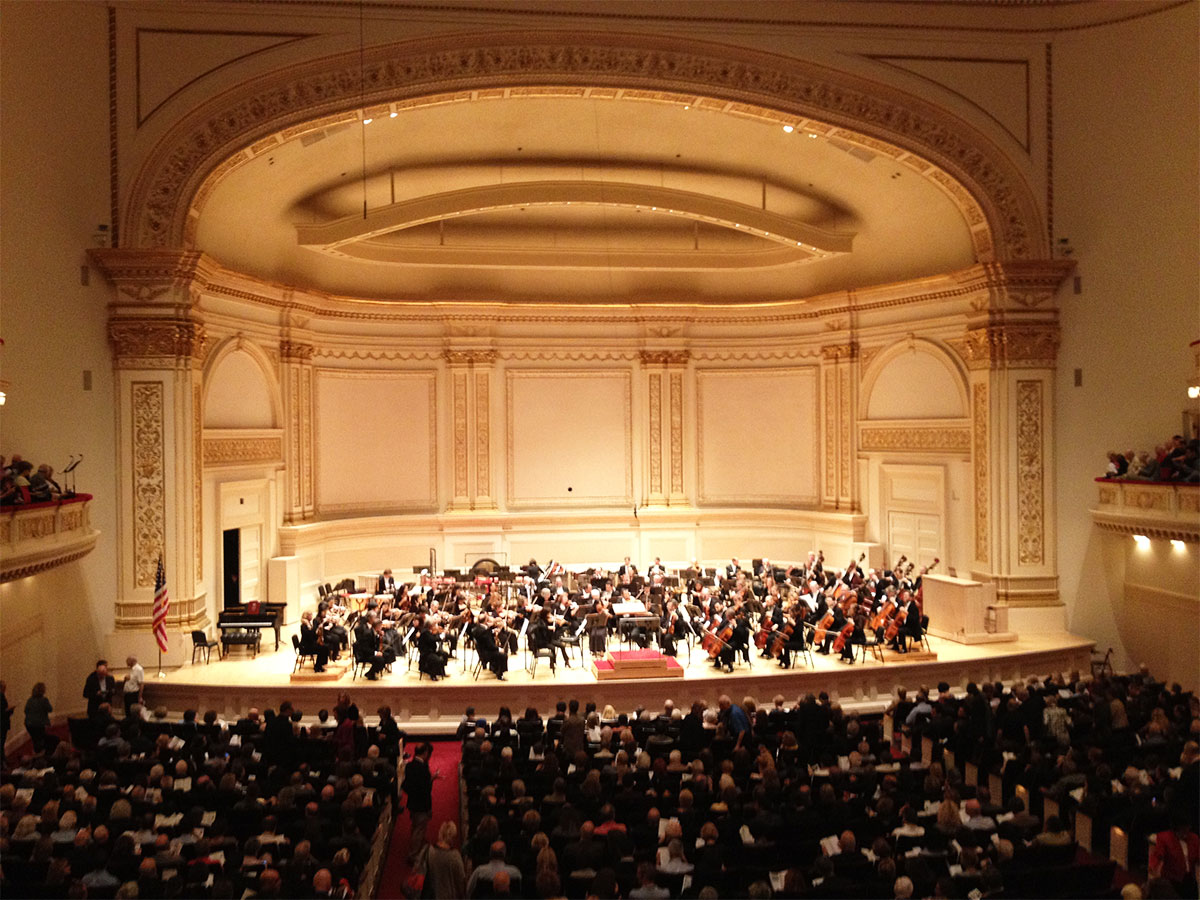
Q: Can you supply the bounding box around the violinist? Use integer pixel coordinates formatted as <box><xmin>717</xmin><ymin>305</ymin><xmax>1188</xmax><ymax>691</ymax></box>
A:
<box><xmin>299</xmin><ymin>611</ymin><xmax>330</xmax><ymax>673</ymax></box>
<box><xmin>316</xmin><ymin>599</ymin><xmax>348</xmax><ymax>659</ymax></box>
<box><xmin>529</xmin><ymin>607</ymin><xmax>559</xmax><ymax>672</ymax></box>
<box><xmin>588</xmin><ymin>591</ymin><xmax>610</xmax><ymax>654</ymax></box>
<box><xmin>725</xmin><ymin>558</ymin><xmax>741</xmax><ymax>580</ymax></box>
<box><xmin>660</xmin><ymin>597</ymin><xmax>680</xmax><ymax>657</ymax></box>
<box><xmin>417</xmin><ymin>617</ymin><xmax>449</xmax><ymax>681</ymax></box>
<box><xmin>471</xmin><ymin>618</ymin><xmax>508</xmax><ymax>680</ymax></box>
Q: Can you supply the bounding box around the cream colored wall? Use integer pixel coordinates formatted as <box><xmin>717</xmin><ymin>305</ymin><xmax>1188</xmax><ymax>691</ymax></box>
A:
<box><xmin>1052</xmin><ymin>2</ymin><xmax>1200</xmax><ymax>670</ymax></box>
<box><xmin>0</xmin><ymin>1</ymin><xmax>116</xmax><ymax>721</ymax></box>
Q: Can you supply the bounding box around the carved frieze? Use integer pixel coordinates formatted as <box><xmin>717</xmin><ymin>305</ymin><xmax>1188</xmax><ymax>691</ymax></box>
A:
<box><xmin>280</xmin><ymin>340</ymin><xmax>315</xmax><ymax>362</ymax></box>
<box><xmin>1015</xmin><ymin>380</ymin><xmax>1045</xmax><ymax>565</ymax></box>
<box><xmin>202</xmin><ymin>436</ymin><xmax>284</xmax><ymax>466</ymax></box>
<box><xmin>445</xmin><ymin>348</ymin><xmax>498</xmax><ymax>366</ymax></box>
<box><xmin>962</xmin><ymin>324</ymin><xmax>1060</xmax><ymax>370</ymax></box>
<box><xmin>109</xmin><ymin>319</ymin><xmax>207</xmax><ymax>367</ymax></box>
<box><xmin>640</xmin><ymin>350</ymin><xmax>691</xmax><ymax>367</ymax></box>
<box><xmin>860</xmin><ymin>427</ymin><xmax>970</xmax><ymax>452</ymax></box>
<box><xmin>131</xmin><ymin>382</ymin><xmax>166</xmax><ymax>588</ymax></box>
<box><xmin>821</xmin><ymin>343</ymin><xmax>858</xmax><ymax>362</ymax></box>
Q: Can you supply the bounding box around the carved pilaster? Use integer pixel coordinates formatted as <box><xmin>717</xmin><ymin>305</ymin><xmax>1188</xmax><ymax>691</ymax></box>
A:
<box><xmin>445</xmin><ymin>347</ymin><xmax>496</xmax><ymax>510</ymax></box>
<box><xmin>640</xmin><ymin>349</ymin><xmax>689</xmax><ymax>506</ymax></box>
<box><xmin>958</xmin><ymin>261</ymin><xmax>1069</xmax><ymax>606</ymax></box>
<box><xmin>669</xmin><ymin>372</ymin><xmax>685</xmax><ymax>500</ymax></box>
<box><xmin>280</xmin><ymin>339</ymin><xmax>316</xmax><ymax>523</ymax></box>
<box><xmin>820</xmin><ymin>343</ymin><xmax>858</xmax><ymax>511</ymax></box>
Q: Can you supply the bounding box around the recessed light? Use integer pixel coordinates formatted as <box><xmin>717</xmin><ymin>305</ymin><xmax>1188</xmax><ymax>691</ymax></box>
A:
<box><xmin>362</xmin><ymin>117</ymin><xmax>373</xmax><ymax>124</ymax></box>
<box><xmin>808</xmin><ymin>133</ymin><xmax>818</xmax><ymax>139</ymax></box>
<box><xmin>389</xmin><ymin>112</ymin><xmax>397</xmax><ymax>118</ymax></box>
<box><xmin>783</xmin><ymin>125</ymin><xmax>794</xmax><ymax>133</ymax></box>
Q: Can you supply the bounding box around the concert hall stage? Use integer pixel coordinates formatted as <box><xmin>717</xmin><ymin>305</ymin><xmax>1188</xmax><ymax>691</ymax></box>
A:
<box><xmin>143</xmin><ymin>630</ymin><xmax>1094</xmax><ymax>731</ymax></box>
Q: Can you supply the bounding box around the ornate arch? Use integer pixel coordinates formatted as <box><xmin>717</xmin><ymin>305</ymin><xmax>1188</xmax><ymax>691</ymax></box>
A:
<box><xmin>125</xmin><ymin>31</ymin><xmax>1044</xmax><ymax>261</ymax></box>
<box><xmin>860</xmin><ymin>336</ymin><xmax>970</xmax><ymax>419</ymax></box>
<box><xmin>201</xmin><ymin>335</ymin><xmax>283</xmax><ymax>428</ymax></box>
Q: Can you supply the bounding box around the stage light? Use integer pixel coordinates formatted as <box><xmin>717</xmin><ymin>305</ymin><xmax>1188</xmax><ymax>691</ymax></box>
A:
<box><xmin>1133</xmin><ymin>534</ymin><xmax>1150</xmax><ymax>549</ymax></box>
<box><xmin>1171</xmin><ymin>539</ymin><xmax>1186</xmax><ymax>551</ymax></box>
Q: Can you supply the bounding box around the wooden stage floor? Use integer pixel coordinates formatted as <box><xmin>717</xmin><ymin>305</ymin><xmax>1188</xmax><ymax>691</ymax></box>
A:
<box><xmin>144</xmin><ymin>629</ymin><xmax>1094</xmax><ymax>730</ymax></box>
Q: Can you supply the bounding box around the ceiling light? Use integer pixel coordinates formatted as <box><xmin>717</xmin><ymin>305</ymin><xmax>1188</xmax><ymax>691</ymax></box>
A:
<box><xmin>808</xmin><ymin>133</ymin><xmax>818</xmax><ymax>139</ymax></box>
<box><xmin>1171</xmin><ymin>540</ymin><xmax>1186</xmax><ymax>551</ymax></box>
<box><xmin>1133</xmin><ymin>534</ymin><xmax>1150</xmax><ymax>549</ymax></box>
<box><xmin>362</xmin><ymin>117</ymin><xmax>373</xmax><ymax>124</ymax></box>
<box><xmin>1188</xmin><ymin>385</ymin><xmax>1199</xmax><ymax>399</ymax></box>
<box><xmin>783</xmin><ymin>125</ymin><xmax>794</xmax><ymax>133</ymax></box>
<box><xmin>389</xmin><ymin>112</ymin><xmax>397</xmax><ymax>118</ymax></box>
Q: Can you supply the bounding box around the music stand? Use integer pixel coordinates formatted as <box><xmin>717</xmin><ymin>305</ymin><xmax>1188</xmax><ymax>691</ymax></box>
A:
<box><xmin>61</xmin><ymin>455</ymin><xmax>83</xmax><ymax>497</ymax></box>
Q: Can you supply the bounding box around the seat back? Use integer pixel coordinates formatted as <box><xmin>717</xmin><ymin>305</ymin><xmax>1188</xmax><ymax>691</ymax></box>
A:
<box><xmin>191</xmin><ymin>629</ymin><xmax>206</xmax><ymax>645</ymax></box>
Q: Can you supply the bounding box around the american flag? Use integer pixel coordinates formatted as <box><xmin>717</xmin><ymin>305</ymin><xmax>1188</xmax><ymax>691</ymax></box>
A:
<box><xmin>152</xmin><ymin>555</ymin><xmax>170</xmax><ymax>653</ymax></box>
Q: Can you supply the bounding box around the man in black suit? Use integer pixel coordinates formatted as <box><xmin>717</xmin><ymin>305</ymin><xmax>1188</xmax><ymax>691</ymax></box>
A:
<box><xmin>402</xmin><ymin>742</ymin><xmax>437</xmax><ymax>864</ymax></box>
<box><xmin>725</xmin><ymin>558</ymin><xmax>741</xmax><ymax>579</ymax></box>
<box><xmin>355</xmin><ymin>613</ymin><xmax>389</xmax><ymax>680</ymax></box>
<box><xmin>376</xmin><ymin>568</ymin><xmax>397</xmax><ymax>596</ymax></box>
<box><xmin>83</xmin><ymin>660</ymin><xmax>117</xmax><ymax>718</ymax></box>
<box><xmin>472</xmin><ymin>623</ymin><xmax>508</xmax><ymax>679</ymax></box>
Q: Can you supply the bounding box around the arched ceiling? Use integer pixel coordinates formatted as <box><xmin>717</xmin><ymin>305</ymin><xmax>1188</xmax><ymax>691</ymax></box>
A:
<box><xmin>194</xmin><ymin>87</ymin><xmax>979</xmax><ymax>304</ymax></box>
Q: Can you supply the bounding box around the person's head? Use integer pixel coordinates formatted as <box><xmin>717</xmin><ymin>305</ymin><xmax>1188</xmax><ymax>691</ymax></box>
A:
<box><xmin>894</xmin><ymin>876</ymin><xmax>914</xmax><ymax>900</ymax></box>
<box><xmin>95</xmin><ymin>659</ymin><xmax>109</xmax><ymax>677</ymax></box>
<box><xmin>489</xmin><ymin>840</ymin><xmax>507</xmax><ymax>862</ymax></box>
<box><xmin>32</xmin><ymin>681</ymin><xmax>46</xmax><ymax>697</ymax></box>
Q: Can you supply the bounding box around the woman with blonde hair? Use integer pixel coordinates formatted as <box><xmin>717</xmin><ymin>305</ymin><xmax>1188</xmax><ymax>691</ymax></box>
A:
<box><xmin>424</xmin><ymin>820</ymin><xmax>467</xmax><ymax>899</ymax></box>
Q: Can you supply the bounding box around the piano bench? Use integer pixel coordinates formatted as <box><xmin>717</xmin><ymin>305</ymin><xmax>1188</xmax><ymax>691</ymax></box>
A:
<box><xmin>220</xmin><ymin>629</ymin><xmax>262</xmax><ymax>659</ymax></box>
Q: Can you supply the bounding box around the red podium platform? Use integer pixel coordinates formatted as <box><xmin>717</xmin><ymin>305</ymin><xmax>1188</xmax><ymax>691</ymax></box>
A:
<box><xmin>592</xmin><ymin>648</ymin><xmax>685</xmax><ymax>681</ymax></box>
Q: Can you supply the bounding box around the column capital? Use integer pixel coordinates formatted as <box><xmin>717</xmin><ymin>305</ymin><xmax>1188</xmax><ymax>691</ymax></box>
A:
<box><xmin>820</xmin><ymin>342</ymin><xmax>858</xmax><ymax>362</ymax></box>
<box><xmin>962</xmin><ymin>323</ymin><xmax>1060</xmax><ymax>370</ymax></box>
<box><xmin>108</xmin><ymin>317</ymin><xmax>207</xmax><ymax>369</ymax></box>
<box><xmin>954</xmin><ymin>259</ymin><xmax>1075</xmax><ymax>313</ymax></box>
<box><xmin>280</xmin><ymin>340</ymin><xmax>316</xmax><ymax>363</ymax></box>
<box><xmin>89</xmin><ymin>248</ymin><xmax>213</xmax><ymax>308</ymax></box>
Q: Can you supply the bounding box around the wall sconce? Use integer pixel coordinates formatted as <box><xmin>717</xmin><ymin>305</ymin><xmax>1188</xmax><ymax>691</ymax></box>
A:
<box><xmin>1171</xmin><ymin>539</ymin><xmax>1186</xmax><ymax>552</ymax></box>
<box><xmin>1133</xmin><ymin>534</ymin><xmax>1150</xmax><ymax>550</ymax></box>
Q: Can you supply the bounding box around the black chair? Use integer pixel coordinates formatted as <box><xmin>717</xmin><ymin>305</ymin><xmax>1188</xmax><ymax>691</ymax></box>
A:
<box><xmin>292</xmin><ymin>634</ymin><xmax>315</xmax><ymax>672</ymax></box>
<box><xmin>191</xmin><ymin>629</ymin><xmax>218</xmax><ymax>664</ymax></box>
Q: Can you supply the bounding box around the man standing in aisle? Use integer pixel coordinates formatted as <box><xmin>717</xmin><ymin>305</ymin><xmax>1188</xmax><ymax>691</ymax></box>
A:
<box><xmin>403</xmin><ymin>742</ymin><xmax>438</xmax><ymax>864</ymax></box>
<box><xmin>83</xmin><ymin>660</ymin><xmax>117</xmax><ymax>718</ymax></box>
<box><xmin>122</xmin><ymin>656</ymin><xmax>144</xmax><ymax>717</ymax></box>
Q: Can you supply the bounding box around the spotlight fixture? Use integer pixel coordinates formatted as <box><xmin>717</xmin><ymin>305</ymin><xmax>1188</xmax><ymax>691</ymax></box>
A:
<box><xmin>1133</xmin><ymin>534</ymin><xmax>1150</xmax><ymax>549</ymax></box>
<box><xmin>1171</xmin><ymin>540</ymin><xmax>1186</xmax><ymax>551</ymax></box>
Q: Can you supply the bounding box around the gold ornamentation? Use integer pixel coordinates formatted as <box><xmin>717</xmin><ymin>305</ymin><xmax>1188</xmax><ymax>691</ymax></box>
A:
<box><xmin>301</xmin><ymin>366</ymin><xmax>314</xmax><ymax>514</ymax></box>
<box><xmin>18</xmin><ymin>512</ymin><xmax>56</xmax><ymax>541</ymax></box>
<box><xmin>972</xmin><ymin>382</ymin><xmax>989</xmax><ymax>563</ymax></box>
<box><xmin>821</xmin><ymin>343</ymin><xmax>858</xmax><ymax>362</ymax></box>
<box><xmin>859</xmin><ymin>427</ymin><xmax>970</xmax><ymax>452</ymax></box>
<box><xmin>109</xmin><ymin>319</ymin><xmax>206</xmax><ymax>366</ymax></box>
<box><xmin>475</xmin><ymin>372</ymin><xmax>491</xmax><ymax>500</ymax></box>
<box><xmin>669</xmin><ymin>372</ymin><xmax>684</xmax><ymax>496</ymax></box>
<box><xmin>445</xmin><ymin>348</ymin><xmax>497</xmax><ymax>366</ymax></box>
<box><xmin>194</xmin><ymin>382</ymin><xmax>202</xmax><ymax>575</ymax></box>
<box><xmin>962</xmin><ymin>324</ymin><xmax>1060</xmax><ymax>369</ymax></box>
<box><xmin>202</xmin><ymin>436</ymin><xmax>284</xmax><ymax>465</ymax></box>
<box><xmin>824</xmin><ymin>372</ymin><xmax>837</xmax><ymax>501</ymax></box>
<box><xmin>453</xmin><ymin>372</ymin><xmax>469</xmax><ymax>498</ymax></box>
<box><xmin>280</xmin><ymin>340</ymin><xmax>315</xmax><ymax>361</ymax></box>
<box><xmin>649</xmin><ymin>373</ymin><xmax>663</xmax><ymax>495</ymax></box>
<box><xmin>131</xmin><ymin>381</ymin><xmax>165</xmax><ymax>588</ymax></box>
<box><xmin>640</xmin><ymin>350</ymin><xmax>691</xmax><ymax>366</ymax></box>
<box><xmin>286</xmin><ymin>366</ymin><xmax>302</xmax><ymax>521</ymax></box>
<box><xmin>130</xmin><ymin>35</ymin><xmax>1038</xmax><ymax>260</ymax></box>
<box><xmin>839</xmin><ymin>367</ymin><xmax>852</xmax><ymax>501</ymax></box>
<box><xmin>1016</xmin><ymin>380</ymin><xmax>1044</xmax><ymax>565</ymax></box>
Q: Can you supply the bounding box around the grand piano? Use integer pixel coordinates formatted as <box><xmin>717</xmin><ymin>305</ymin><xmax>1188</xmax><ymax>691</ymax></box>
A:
<box><xmin>217</xmin><ymin>601</ymin><xmax>286</xmax><ymax>656</ymax></box>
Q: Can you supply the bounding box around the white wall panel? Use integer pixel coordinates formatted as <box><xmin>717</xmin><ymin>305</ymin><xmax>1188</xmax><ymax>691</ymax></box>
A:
<box><xmin>506</xmin><ymin>370</ymin><xmax>633</xmax><ymax>508</ymax></box>
<box><xmin>696</xmin><ymin>367</ymin><xmax>819</xmax><ymax>506</ymax></box>
<box><xmin>315</xmin><ymin>370</ymin><xmax>437</xmax><ymax>513</ymax></box>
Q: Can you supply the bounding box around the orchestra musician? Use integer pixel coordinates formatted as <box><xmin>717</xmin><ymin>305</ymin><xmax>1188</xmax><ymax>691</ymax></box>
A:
<box><xmin>354</xmin><ymin>612</ymin><xmax>395</xmax><ymax>680</ymax></box>
<box><xmin>299</xmin><ymin>611</ymin><xmax>330</xmax><ymax>673</ymax></box>
<box><xmin>618</xmin><ymin>556</ymin><xmax>637</xmax><ymax>583</ymax></box>
<box><xmin>417</xmin><ymin>618</ymin><xmax>448</xmax><ymax>681</ymax></box>
<box><xmin>725</xmin><ymin>558</ymin><xmax>741</xmax><ymax>580</ymax></box>
<box><xmin>377</xmin><ymin>568</ymin><xmax>397</xmax><ymax>596</ymax></box>
<box><xmin>891</xmin><ymin>590</ymin><xmax>924</xmax><ymax>652</ymax></box>
<box><xmin>660</xmin><ymin>597</ymin><xmax>680</xmax><ymax>657</ymax></box>
<box><xmin>316</xmin><ymin>599</ymin><xmax>348</xmax><ymax>659</ymax></box>
<box><xmin>529</xmin><ymin>607</ymin><xmax>560</xmax><ymax>672</ymax></box>
<box><xmin>776</xmin><ymin>601</ymin><xmax>809</xmax><ymax>669</ymax></box>
<box><xmin>471</xmin><ymin>619</ymin><xmax>508</xmax><ymax>680</ymax></box>
<box><xmin>587</xmin><ymin>591</ymin><xmax>610</xmax><ymax>654</ymax></box>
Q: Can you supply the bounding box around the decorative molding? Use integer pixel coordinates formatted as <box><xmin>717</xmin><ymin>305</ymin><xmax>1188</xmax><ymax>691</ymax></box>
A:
<box><xmin>500</xmin><ymin>349</ymin><xmax>639</xmax><ymax>362</ymax></box>
<box><xmin>312</xmin><ymin>347</ymin><xmax>442</xmax><ymax>361</ymax></box>
<box><xmin>202</xmin><ymin>433</ymin><xmax>285</xmax><ymax>466</ymax></box>
<box><xmin>860</xmin><ymin>426</ymin><xmax>970</xmax><ymax>452</ymax></box>
<box><xmin>475</xmin><ymin>371</ymin><xmax>491</xmax><ymax>501</ymax></box>
<box><xmin>689</xmin><ymin>347</ymin><xmax>822</xmax><ymax>362</ymax></box>
<box><xmin>131</xmin><ymin>381</ymin><xmax>166</xmax><ymax>588</ymax></box>
<box><xmin>193</xmin><ymin>383</ymin><xmax>203</xmax><ymax>576</ymax></box>
<box><xmin>648</xmin><ymin>373</ymin><xmax>663</xmax><ymax>496</ymax></box>
<box><xmin>445</xmin><ymin>348</ymin><xmax>498</xmax><ymax>366</ymax></box>
<box><xmin>1015</xmin><ymin>380</ymin><xmax>1044</xmax><ymax>565</ymax></box>
<box><xmin>972</xmin><ymin>381</ymin><xmax>989</xmax><ymax>563</ymax></box>
<box><xmin>821</xmin><ymin>343</ymin><xmax>858</xmax><ymax>362</ymax></box>
<box><xmin>280</xmin><ymin>340</ymin><xmax>315</xmax><ymax>361</ymax></box>
<box><xmin>126</xmin><ymin>33</ymin><xmax>1044</xmax><ymax>261</ymax></box>
<box><xmin>824</xmin><ymin>371</ymin><xmax>837</xmax><ymax>501</ymax></box>
<box><xmin>839</xmin><ymin>366</ymin><xmax>852</xmax><ymax>502</ymax></box>
<box><xmin>640</xmin><ymin>350</ymin><xmax>691</xmax><ymax>366</ymax></box>
<box><xmin>109</xmin><ymin>319</ymin><xmax>207</xmax><ymax>368</ymax></box>
<box><xmin>669</xmin><ymin>372</ymin><xmax>684</xmax><ymax>496</ymax></box>
<box><xmin>452</xmin><ymin>371</ymin><xmax>469</xmax><ymax>499</ymax></box>
<box><xmin>962</xmin><ymin>323</ymin><xmax>1060</xmax><ymax>369</ymax></box>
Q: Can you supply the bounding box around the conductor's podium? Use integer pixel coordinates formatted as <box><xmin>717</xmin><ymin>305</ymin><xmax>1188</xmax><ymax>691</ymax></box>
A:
<box><xmin>593</xmin><ymin>648</ymin><xmax>685</xmax><ymax>680</ymax></box>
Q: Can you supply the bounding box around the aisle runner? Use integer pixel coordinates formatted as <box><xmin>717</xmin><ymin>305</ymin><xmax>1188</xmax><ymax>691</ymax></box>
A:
<box><xmin>377</xmin><ymin>738</ymin><xmax>462</xmax><ymax>898</ymax></box>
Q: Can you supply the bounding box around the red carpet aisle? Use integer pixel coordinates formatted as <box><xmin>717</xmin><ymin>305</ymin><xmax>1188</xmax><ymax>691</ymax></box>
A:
<box><xmin>378</xmin><ymin>738</ymin><xmax>462</xmax><ymax>899</ymax></box>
